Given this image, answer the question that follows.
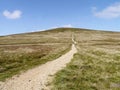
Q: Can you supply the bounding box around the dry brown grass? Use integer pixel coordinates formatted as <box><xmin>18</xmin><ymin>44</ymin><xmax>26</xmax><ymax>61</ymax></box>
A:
<box><xmin>52</xmin><ymin>28</ymin><xmax>120</xmax><ymax>90</ymax></box>
<box><xmin>0</xmin><ymin>28</ymin><xmax>73</xmax><ymax>81</ymax></box>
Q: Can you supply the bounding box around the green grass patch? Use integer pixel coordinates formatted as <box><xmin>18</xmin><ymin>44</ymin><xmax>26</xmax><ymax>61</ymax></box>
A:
<box><xmin>52</xmin><ymin>50</ymin><xmax>120</xmax><ymax>90</ymax></box>
<box><xmin>0</xmin><ymin>44</ymin><xmax>71</xmax><ymax>81</ymax></box>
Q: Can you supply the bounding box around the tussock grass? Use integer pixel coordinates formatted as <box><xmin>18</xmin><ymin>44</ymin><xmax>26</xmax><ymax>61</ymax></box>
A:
<box><xmin>51</xmin><ymin>28</ymin><xmax>120</xmax><ymax>90</ymax></box>
<box><xmin>0</xmin><ymin>28</ymin><xmax>73</xmax><ymax>81</ymax></box>
<box><xmin>1</xmin><ymin>28</ymin><xmax>120</xmax><ymax>90</ymax></box>
<box><xmin>0</xmin><ymin>28</ymin><xmax>73</xmax><ymax>45</ymax></box>
<box><xmin>52</xmin><ymin>50</ymin><xmax>120</xmax><ymax>90</ymax></box>
<box><xmin>0</xmin><ymin>44</ymin><xmax>71</xmax><ymax>81</ymax></box>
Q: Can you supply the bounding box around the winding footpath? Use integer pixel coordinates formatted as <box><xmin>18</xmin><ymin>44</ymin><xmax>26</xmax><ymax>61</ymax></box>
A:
<box><xmin>0</xmin><ymin>39</ymin><xmax>77</xmax><ymax>90</ymax></box>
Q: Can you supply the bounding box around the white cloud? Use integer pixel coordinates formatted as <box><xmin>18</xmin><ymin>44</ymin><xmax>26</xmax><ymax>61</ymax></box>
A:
<box><xmin>3</xmin><ymin>10</ymin><xmax>22</xmax><ymax>19</ymax></box>
<box><xmin>93</xmin><ymin>2</ymin><xmax>120</xmax><ymax>18</ymax></box>
<box><xmin>51</xmin><ymin>24</ymin><xmax>73</xmax><ymax>29</ymax></box>
<box><xmin>62</xmin><ymin>24</ymin><xmax>73</xmax><ymax>28</ymax></box>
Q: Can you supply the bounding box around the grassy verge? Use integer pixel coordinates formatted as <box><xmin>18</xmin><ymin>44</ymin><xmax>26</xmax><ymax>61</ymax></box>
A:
<box><xmin>52</xmin><ymin>48</ymin><xmax>120</xmax><ymax>90</ymax></box>
<box><xmin>0</xmin><ymin>44</ymin><xmax>71</xmax><ymax>81</ymax></box>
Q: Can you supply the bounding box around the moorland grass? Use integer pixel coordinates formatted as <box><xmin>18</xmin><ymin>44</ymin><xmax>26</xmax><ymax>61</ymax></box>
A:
<box><xmin>52</xmin><ymin>49</ymin><xmax>120</xmax><ymax>90</ymax></box>
<box><xmin>1</xmin><ymin>28</ymin><xmax>120</xmax><ymax>90</ymax></box>
<box><xmin>51</xmin><ymin>29</ymin><xmax>120</xmax><ymax>90</ymax></box>
<box><xmin>0</xmin><ymin>44</ymin><xmax>71</xmax><ymax>81</ymax></box>
<box><xmin>0</xmin><ymin>28</ymin><xmax>74</xmax><ymax>81</ymax></box>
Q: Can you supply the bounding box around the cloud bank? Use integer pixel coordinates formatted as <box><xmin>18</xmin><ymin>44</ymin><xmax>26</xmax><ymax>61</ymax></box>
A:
<box><xmin>51</xmin><ymin>24</ymin><xmax>73</xmax><ymax>29</ymax></box>
<box><xmin>62</xmin><ymin>24</ymin><xmax>73</xmax><ymax>28</ymax></box>
<box><xmin>3</xmin><ymin>10</ymin><xmax>22</xmax><ymax>19</ymax></box>
<box><xmin>93</xmin><ymin>2</ymin><xmax>120</xmax><ymax>19</ymax></box>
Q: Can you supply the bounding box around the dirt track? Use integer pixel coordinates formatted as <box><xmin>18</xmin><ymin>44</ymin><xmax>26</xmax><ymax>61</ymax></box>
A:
<box><xmin>0</xmin><ymin>44</ymin><xmax>77</xmax><ymax>90</ymax></box>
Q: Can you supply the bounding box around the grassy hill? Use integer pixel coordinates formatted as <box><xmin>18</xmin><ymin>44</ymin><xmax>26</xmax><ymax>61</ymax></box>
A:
<box><xmin>0</xmin><ymin>28</ymin><xmax>120</xmax><ymax>90</ymax></box>
<box><xmin>50</xmin><ymin>28</ymin><xmax>120</xmax><ymax>90</ymax></box>
<box><xmin>0</xmin><ymin>28</ymin><xmax>73</xmax><ymax>81</ymax></box>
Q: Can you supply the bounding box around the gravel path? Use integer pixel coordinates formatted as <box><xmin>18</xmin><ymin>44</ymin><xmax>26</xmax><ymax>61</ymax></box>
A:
<box><xmin>0</xmin><ymin>44</ymin><xmax>77</xmax><ymax>90</ymax></box>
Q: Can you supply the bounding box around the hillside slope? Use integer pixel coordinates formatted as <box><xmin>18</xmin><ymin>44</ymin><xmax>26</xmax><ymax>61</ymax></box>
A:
<box><xmin>0</xmin><ymin>28</ymin><xmax>120</xmax><ymax>90</ymax></box>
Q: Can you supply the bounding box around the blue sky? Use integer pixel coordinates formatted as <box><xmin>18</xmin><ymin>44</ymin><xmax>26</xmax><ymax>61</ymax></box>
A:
<box><xmin>0</xmin><ymin>0</ymin><xmax>120</xmax><ymax>35</ymax></box>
